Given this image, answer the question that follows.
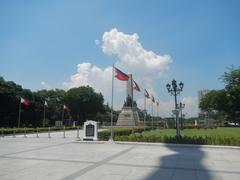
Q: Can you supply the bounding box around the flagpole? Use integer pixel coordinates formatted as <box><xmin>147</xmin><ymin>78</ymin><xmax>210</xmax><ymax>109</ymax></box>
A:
<box><xmin>156</xmin><ymin>102</ymin><xmax>158</xmax><ymax>128</ymax></box>
<box><xmin>144</xmin><ymin>90</ymin><xmax>146</xmax><ymax>130</ymax></box>
<box><xmin>18</xmin><ymin>99</ymin><xmax>21</xmax><ymax>128</ymax></box>
<box><xmin>131</xmin><ymin>75</ymin><xmax>134</xmax><ymax>125</ymax></box>
<box><xmin>110</xmin><ymin>64</ymin><xmax>114</xmax><ymax>141</ymax></box>
<box><xmin>131</xmin><ymin>76</ymin><xmax>133</xmax><ymax>108</ymax></box>
<box><xmin>62</xmin><ymin>105</ymin><xmax>64</xmax><ymax>126</ymax></box>
<box><xmin>43</xmin><ymin>103</ymin><xmax>45</xmax><ymax>127</ymax></box>
<box><xmin>152</xmin><ymin>101</ymin><xmax>154</xmax><ymax>130</ymax></box>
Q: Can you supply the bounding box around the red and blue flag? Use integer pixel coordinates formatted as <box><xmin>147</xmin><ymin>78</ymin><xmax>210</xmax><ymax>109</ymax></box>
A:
<box><xmin>114</xmin><ymin>67</ymin><xmax>129</xmax><ymax>81</ymax></box>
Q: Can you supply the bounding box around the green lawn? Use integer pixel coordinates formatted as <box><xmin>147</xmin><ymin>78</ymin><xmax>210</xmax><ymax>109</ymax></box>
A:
<box><xmin>142</xmin><ymin>127</ymin><xmax>240</xmax><ymax>138</ymax></box>
<box><xmin>115</xmin><ymin>127</ymin><xmax>240</xmax><ymax>145</ymax></box>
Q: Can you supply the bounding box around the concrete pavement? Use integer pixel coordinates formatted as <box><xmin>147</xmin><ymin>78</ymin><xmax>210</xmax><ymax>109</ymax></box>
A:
<box><xmin>0</xmin><ymin>130</ymin><xmax>240</xmax><ymax>180</ymax></box>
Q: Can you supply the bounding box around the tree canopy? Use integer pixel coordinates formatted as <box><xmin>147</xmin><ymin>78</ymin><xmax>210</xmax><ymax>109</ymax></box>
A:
<box><xmin>64</xmin><ymin>86</ymin><xmax>104</xmax><ymax>122</ymax></box>
<box><xmin>199</xmin><ymin>67</ymin><xmax>240</xmax><ymax>124</ymax></box>
<box><xmin>0</xmin><ymin>77</ymin><xmax>107</xmax><ymax>127</ymax></box>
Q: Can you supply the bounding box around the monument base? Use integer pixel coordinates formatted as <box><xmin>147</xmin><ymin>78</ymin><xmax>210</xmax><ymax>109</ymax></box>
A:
<box><xmin>116</xmin><ymin>107</ymin><xmax>140</xmax><ymax>126</ymax></box>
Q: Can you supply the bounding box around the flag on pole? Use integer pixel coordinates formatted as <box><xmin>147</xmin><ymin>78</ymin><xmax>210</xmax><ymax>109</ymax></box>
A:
<box><xmin>156</xmin><ymin>100</ymin><xmax>159</xmax><ymax>106</ymax></box>
<box><xmin>44</xmin><ymin>100</ymin><xmax>48</xmax><ymax>107</ymax></box>
<box><xmin>63</xmin><ymin>105</ymin><xmax>71</xmax><ymax>112</ymax></box>
<box><xmin>20</xmin><ymin>97</ymin><xmax>29</xmax><ymax>106</ymax></box>
<box><xmin>144</xmin><ymin>89</ymin><xmax>150</xmax><ymax>99</ymax></box>
<box><xmin>114</xmin><ymin>67</ymin><xmax>129</xmax><ymax>81</ymax></box>
<box><xmin>133</xmin><ymin>80</ymin><xmax>141</xmax><ymax>92</ymax></box>
<box><xmin>151</xmin><ymin>95</ymin><xmax>155</xmax><ymax>103</ymax></box>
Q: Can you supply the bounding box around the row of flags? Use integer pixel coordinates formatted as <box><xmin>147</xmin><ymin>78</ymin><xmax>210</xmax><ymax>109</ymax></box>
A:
<box><xmin>18</xmin><ymin>97</ymin><xmax>71</xmax><ymax>128</ymax></box>
<box><xmin>20</xmin><ymin>66</ymin><xmax>158</xmax><ymax>121</ymax></box>
<box><xmin>114</xmin><ymin>67</ymin><xmax>141</xmax><ymax>92</ymax></box>
<box><xmin>20</xmin><ymin>97</ymin><xmax>71</xmax><ymax>112</ymax></box>
<box><xmin>113</xmin><ymin>66</ymin><xmax>160</xmax><ymax>131</ymax></box>
<box><xmin>21</xmin><ymin>66</ymin><xmax>159</xmax><ymax>114</ymax></box>
<box><xmin>144</xmin><ymin>89</ymin><xmax>159</xmax><ymax>106</ymax></box>
<box><xmin>114</xmin><ymin>66</ymin><xmax>160</xmax><ymax>106</ymax></box>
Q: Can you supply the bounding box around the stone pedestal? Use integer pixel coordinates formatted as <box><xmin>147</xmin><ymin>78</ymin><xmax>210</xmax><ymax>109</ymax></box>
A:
<box><xmin>116</xmin><ymin>107</ymin><xmax>140</xmax><ymax>126</ymax></box>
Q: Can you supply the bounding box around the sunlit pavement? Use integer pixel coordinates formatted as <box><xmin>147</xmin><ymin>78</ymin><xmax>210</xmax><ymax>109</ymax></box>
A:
<box><xmin>0</xmin><ymin>130</ymin><xmax>240</xmax><ymax>180</ymax></box>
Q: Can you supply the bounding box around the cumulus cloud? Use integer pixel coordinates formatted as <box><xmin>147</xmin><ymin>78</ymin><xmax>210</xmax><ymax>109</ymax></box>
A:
<box><xmin>102</xmin><ymin>28</ymin><xmax>172</xmax><ymax>80</ymax></box>
<box><xmin>63</xmin><ymin>62</ymin><xmax>127</xmax><ymax>109</ymax></box>
<box><xmin>64</xmin><ymin>28</ymin><xmax>186</xmax><ymax>115</ymax></box>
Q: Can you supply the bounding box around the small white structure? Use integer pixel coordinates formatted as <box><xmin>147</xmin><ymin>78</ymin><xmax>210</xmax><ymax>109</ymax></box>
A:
<box><xmin>83</xmin><ymin>120</ymin><xmax>98</xmax><ymax>141</ymax></box>
<box><xmin>195</xmin><ymin>120</ymin><xmax>198</xmax><ymax>126</ymax></box>
<box><xmin>72</xmin><ymin>121</ymin><xmax>76</xmax><ymax>127</ymax></box>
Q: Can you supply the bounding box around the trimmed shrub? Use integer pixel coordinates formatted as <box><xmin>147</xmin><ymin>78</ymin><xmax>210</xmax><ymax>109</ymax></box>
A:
<box><xmin>0</xmin><ymin>126</ymin><xmax>81</xmax><ymax>135</ymax></box>
<box><xmin>98</xmin><ymin>126</ymin><xmax>153</xmax><ymax>140</ymax></box>
<box><xmin>114</xmin><ymin>134</ymin><xmax>240</xmax><ymax>146</ymax></box>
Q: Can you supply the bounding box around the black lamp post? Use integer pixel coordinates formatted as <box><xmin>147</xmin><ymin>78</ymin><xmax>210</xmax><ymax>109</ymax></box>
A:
<box><xmin>179</xmin><ymin>102</ymin><xmax>185</xmax><ymax>129</ymax></box>
<box><xmin>166</xmin><ymin>80</ymin><xmax>184</xmax><ymax>138</ymax></box>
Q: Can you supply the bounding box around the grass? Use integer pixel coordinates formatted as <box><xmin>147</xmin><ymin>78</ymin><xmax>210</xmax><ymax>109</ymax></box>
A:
<box><xmin>142</xmin><ymin>127</ymin><xmax>240</xmax><ymax>139</ymax></box>
<box><xmin>114</xmin><ymin>127</ymin><xmax>240</xmax><ymax>146</ymax></box>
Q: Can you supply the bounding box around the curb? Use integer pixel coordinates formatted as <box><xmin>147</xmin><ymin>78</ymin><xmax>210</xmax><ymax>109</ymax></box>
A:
<box><xmin>72</xmin><ymin>140</ymin><xmax>106</xmax><ymax>144</ymax></box>
<box><xmin>72</xmin><ymin>140</ymin><xmax>240</xmax><ymax>149</ymax></box>
<box><xmin>115</xmin><ymin>141</ymin><xmax>240</xmax><ymax>149</ymax></box>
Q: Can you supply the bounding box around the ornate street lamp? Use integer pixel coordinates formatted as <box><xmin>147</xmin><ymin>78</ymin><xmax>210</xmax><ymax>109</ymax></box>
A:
<box><xmin>179</xmin><ymin>102</ymin><xmax>185</xmax><ymax>129</ymax></box>
<box><xmin>166</xmin><ymin>80</ymin><xmax>184</xmax><ymax>138</ymax></box>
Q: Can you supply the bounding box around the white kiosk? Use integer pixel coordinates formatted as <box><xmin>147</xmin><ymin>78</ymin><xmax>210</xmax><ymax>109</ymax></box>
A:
<box><xmin>83</xmin><ymin>120</ymin><xmax>98</xmax><ymax>141</ymax></box>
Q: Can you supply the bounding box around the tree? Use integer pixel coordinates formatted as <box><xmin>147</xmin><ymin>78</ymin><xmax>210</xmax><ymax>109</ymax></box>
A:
<box><xmin>199</xmin><ymin>90</ymin><xmax>227</xmax><ymax>113</ymax></box>
<box><xmin>64</xmin><ymin>86</ymin><xmax>104</xmax><ymax>124</ymax></box>
<box><xmin>222</xmin><ymin>67</ymin><xmax>240</xmax><ymax>124</ymax></box>
<box><xmin>34</xmin><ymin>89</ymin><xmax>66</xmax><ymax>126</ymax></box>
<box><xmin>199</xmin><ymin>67</ymin><xmax>240</xmax><ymax>125</ymax></box>
<box><xmin>0</xmin><ymin>77</ymin><xmax>110</xmax><ymax>127</ymax></box>
<box><xmin>0</xmin><ymin>77</ymin><xmax>35</xmax><ymax>127</ymax></box>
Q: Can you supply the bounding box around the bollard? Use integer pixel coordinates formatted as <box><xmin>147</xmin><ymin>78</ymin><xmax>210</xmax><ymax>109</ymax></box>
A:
<box><xmin>36</xmin><ymin>127</ymin><xmax>39</xmax><ymax>138</ymax></box>
<box><xmin>24</xmin><ymin>127</ymin><xmax>27</xmax><ymax>138</ymax></box>
<box><xmin>48</xmin><ymin>127</ymin><xmax>51</xmax><ymax>138</ymax></box>
<box><xmin>76</xmin><ymin>126</ymin><xmax>80</xmax><ymax>139</ymax></box>
<box><xmin>63</xmin><ymin>126</ymin><xmax>66</xmax><ymax>138</ymax></box>
<box><xmin>1</xmin><ymin>128</ymin><xmax>4</xmax><ymax>138</ymax></box>
<box><xmin>13</xmin><ymin>128</ymin><xmax>16</xmax><ymax>138</ymax></box>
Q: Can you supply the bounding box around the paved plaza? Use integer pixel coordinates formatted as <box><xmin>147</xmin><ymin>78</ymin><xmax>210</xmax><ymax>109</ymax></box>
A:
<box><xmin>0</xmin><ymin>130</ymin><xmax>240</xmax><ymax>180</ymax></box>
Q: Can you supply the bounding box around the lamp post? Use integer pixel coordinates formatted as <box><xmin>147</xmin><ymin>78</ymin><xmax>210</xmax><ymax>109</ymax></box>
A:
<box><xmin>179</xmin><ymin>102</ymin><xmax>185</xmax><ymax>129</ymax></box>
<box><xmin>166</xmin><ymin>80</ymin><xmax>184</xmax><ymax>138</ymax></box>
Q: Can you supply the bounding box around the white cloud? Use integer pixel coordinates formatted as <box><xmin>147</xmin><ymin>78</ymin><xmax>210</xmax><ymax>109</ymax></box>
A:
<box><xmin>181</xmin><ymin>96</ymin><xmax>199</xmax><ymax>118</ymax></box>
<box><xmin>63</xmin><ymin>62</ymin><xmax>127</xmax><ymax>109</ymax></box>
<box><xmin>40</xmin><ymin>81</ymin><xmax>50</xmax><ymax>90</ymax></box>
<box><xmin>63</xmin><ymin>28</ymin><xmax>201</xmax><ymax>117</ymax></box>
<box><xmin>102</xmin><ymin>28</ymin><xmax>172</xmax><ymax>81</ymax></box>
<box><xmin>137</xmin><ymin>98</ymin><xmax>174</xmax><ymax>117</ymax></box>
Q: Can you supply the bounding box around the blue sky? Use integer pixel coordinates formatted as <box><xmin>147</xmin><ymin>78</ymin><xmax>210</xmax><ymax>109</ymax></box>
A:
<box><xmin>1</xmin><ymin>0</ymin><xmax>240</xmax><ymax>117</ymax></box>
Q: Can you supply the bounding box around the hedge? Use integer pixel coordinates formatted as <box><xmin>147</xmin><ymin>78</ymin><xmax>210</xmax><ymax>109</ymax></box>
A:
<box><xmin>114</xmin><ymin>134</ymin><xmax>240</xmax><ymax>146</ymax></box>
<box><xmin>0</xmin><ymin>126</ymin><xmax>80</xmax><ymax>135</ymax></box>
<box><xmin>98</xmin><ymin>126</ymin><xmax>153</xmax><ymax>140</ymax></box>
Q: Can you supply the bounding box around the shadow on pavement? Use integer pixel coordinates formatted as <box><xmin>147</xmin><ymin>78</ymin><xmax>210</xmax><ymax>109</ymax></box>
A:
<box><xmin>145</xmin><ymin>144</ymin><xmax>212</xmax><ymax>180</ymax></box>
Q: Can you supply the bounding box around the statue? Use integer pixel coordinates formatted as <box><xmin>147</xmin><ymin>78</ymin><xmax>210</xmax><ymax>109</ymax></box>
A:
<box><xmin>123</xmin><ymin>95</ymin><xmax>137</xmax><ymax>107</ymax></box>
<box><xmin>116</xmin><ymin>74</ymin><xmax>140</xmax><ymax>126</ymax></box>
